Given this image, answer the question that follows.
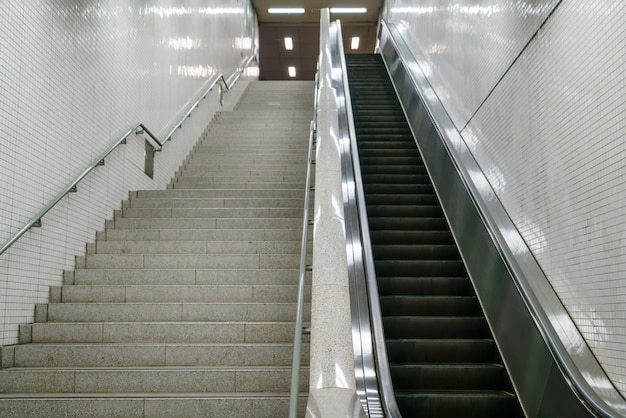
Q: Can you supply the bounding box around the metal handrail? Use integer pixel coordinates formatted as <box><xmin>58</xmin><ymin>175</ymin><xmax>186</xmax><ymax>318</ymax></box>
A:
<box><xmin>288</xmin><ymin>117</ymin><xmax>316</xmax><ymax>418</ymax></box>
<box><xmin>0</xmin><ymin>56</ymin><xmax>256</xmax><ymax>257</ymax></box>
<box><xmin>333</xmin><ymin>20</ymin><xmax>399</xmax><ymax>417</ymax></box>
<box><xmin>160</xmin><ymin>55</ymin><xmax>256</xmax><ymax>147</ymax></box>
<box><xmin>288</xmin><ymin>69</ymin><xmax>319</xmax><ymax>418</ymax></box>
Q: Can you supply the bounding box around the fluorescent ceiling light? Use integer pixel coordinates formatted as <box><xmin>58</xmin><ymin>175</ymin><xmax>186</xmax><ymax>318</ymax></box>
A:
<box><xmin>288</xmin><ymin>66</ymin><xmax>296</xmax><ymax>77</ymax></box>
<box><xmin>284</xmin><ymin>37</ymin><xmax>293</xmax><ymax>50</ymax></box>
<box><xmin>351</xmin><ymin>37</ymin><xmax>360</xmax><ymax>50</ymax></box>
<box><xmin>268</xmin><ymin>8</ymin><xmax>305</xmax><ymax>14</ymax></box>
<box><xmin>330</xmin><ymin>7</ymin><xmax>367</xmax><ymax>14</ymax></box>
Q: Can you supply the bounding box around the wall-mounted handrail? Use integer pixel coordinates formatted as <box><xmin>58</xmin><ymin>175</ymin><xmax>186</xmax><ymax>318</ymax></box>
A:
<box><xmin>0</xmin><ymin>56</ymin><xmax>256</xmax><ymax>257</ymax></box>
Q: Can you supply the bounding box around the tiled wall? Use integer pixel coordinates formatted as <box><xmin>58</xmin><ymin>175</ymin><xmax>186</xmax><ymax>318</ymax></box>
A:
<box><xmin>385</xmin><ymin>0</ymin><xmax>626</xmax><ymax>395</ymax></box>
<box><xmin>0</xmin><ymin>0</ymin><xmax>256</xmax><ymax>345</ymax></box>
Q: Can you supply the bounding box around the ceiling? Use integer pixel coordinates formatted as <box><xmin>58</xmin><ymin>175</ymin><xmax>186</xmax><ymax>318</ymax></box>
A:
<box><xmin>251</xmin><ymin>1</ymin><xmax>384</xmax><ymax>80</ymax></box>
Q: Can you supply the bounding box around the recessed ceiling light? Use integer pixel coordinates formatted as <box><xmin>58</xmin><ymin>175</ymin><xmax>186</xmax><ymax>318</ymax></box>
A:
<box><xmin>268</xmin><ymin>8</ymin><xmax>305</xmax><ymax>14</ymax></box>
<box><xmin>330</xmin><ymin>7</ymin><xmax>367</xmax><ymax>14</ymax></box>
<box><xmin>351</xmin><ymin>37</ymin><xmax>360</xmax><ymax>50</ymax></box>
<box><xmin>284</xmin><ymin>37</ymin><xmax>293</xmax><ymax>50</ymax></box>
<box><xmin>288</xmin><ymin>66</ymin><xmax>296</xmax><ymax>77</ymax></box>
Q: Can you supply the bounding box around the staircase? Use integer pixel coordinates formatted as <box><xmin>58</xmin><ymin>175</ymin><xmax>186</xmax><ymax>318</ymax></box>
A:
<box><xmin>0</xmin><ymin>81</ymin><xmax>314</xmax><ymax>417</ymax></box>
<box><xmin>346</xmin><ymin>54</ymin><xmax>524</xmax><ymax>417</ymax></box>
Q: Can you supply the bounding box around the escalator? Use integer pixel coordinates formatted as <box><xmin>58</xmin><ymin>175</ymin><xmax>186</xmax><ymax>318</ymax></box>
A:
<box><xmin>346</xmin><ymin>53</ymin><xmax>525</xmax><ymax>417</ymax></box>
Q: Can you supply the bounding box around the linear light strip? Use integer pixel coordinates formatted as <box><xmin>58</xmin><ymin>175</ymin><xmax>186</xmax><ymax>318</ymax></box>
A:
<box><xmin>330</xmin><ymin>7</ymin><xmax>367</xmax><ymax>14</ymax></box>
<box><xmin>268</xmin><ymin>8</ymin><xmax>305</xmax><ymax>14</ymax></box>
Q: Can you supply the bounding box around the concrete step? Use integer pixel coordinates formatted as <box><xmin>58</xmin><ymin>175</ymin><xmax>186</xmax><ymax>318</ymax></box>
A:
<box><xmin>174</xmin><ymin>171</ymin><xmax>305</xmax><ymax>180</ymax></box>
<box><xmin>172</xmin><ymin>176</ymin><xmax>305</xmax><ymax>185</ymax></box>
<box><xmin>134</xmin><ymin>189</ymin><xmax>304</xmax><ymax>199</ymax></box>
<box><xmin>38</xmin><ymin>302</ymin><xmax>309</xmax><ymax>323</ymax></box>
<box><xmin>69</xmin><ymin>268</ymin><xmax>301</xmax><ymax>286</ymax></box>
<box><xmin>90</xmin><ymin>240</ymin><xmax>301</xmax><ymax>255</ymax></box>
<box><xmin>108</xmin><ymin>217</ymin><xmax>301</xmax><ymax>230</ymax></box>
<box><xmin>183</xmin><ymin>160</ymin><xmax>306</xmax><ymax>168</ymax></box>
<box><xmin>129</xmin><ymin>197</ymin><xmax>304</xmax><ymax>209</ymax></box>
<box><xmin>0</xmin><ymin>394</ymin><xmax>307</xmax><ymax>418</ymax></box>
<box><xmin>99</xmin><ymin>228</ymin><xmax>305</xmax><ymax>241</ymax></box>
<box><xmin>169</xmin><ymin>182</ymin><xmax>305</xmax><ymax>190</ymax></box>
<box><xmin>4</xmin><ymin>342</ymin><xmax>305</xmax><ymax>367</ymax></box>
<box><xmin>0</xmin><ymin>366</ymin><xmax>308</xmax><ymax>394</ymax></box>
<box><xmin>55</xmin><ymin>284</ymin><xmax>303</xmax><ymax>303</ymax></box>
<box><xmin>184</xmin><ymin>156</ymin><xmax>305</xmax><ymax>164</ymax></box>
<box><xmin>79</xmin><ymin>253</ymin><xmax>301</xmax><ymax>269</ymax></box>
<box><xmin>23</xmin><ymin>321</ymin><xmax>302</xmax><ymax>343</ymax></box>
<box><xmin>119</xmin><ymin>208</ymin><xmax>302</xmax><ymax>219</ymax></box>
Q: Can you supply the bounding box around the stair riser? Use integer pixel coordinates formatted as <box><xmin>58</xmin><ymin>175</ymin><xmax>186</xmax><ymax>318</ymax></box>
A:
<box><xmin>169</xmin><ymin>182</ymin><xmax>304</xmax><ymax>190</ymax></box>
<box><xmin>120</xmin><ymin>208</ymin><xmax>303</xmax><ymax>219</ymax></box>
<box><xmin>135</xmin><ymin>189</ymin><xmax>304</xmax><ymax>199</ymax></box>
<box><xmin>0</xmin><ymin>368</ymin><xmax>308</xmax><ymax>394</ymax></box>
<box><xmin>172</xmin><ymin>176</ymin><xmax>305</xmax><ymax>185</ymax></box>
<box><xmin>0</xmin><ymin>398</ymin><xmax>307</xmax><ymax>418</ymax></box>
<box><xmin>133</xmin><ymin>198</ymin><xmax>305</xmax><ymax>209</ymax></box>
<box><xmin>81</xmin><ymin>254</ymin><xmax>303</xmax><ymax>269</ymax></box>
<box><xmin>101</xmin><ymin>229</ymin><xmax>305</xmax><ymax>242</ymax></box>
<box><xmin>70</xmin><ymin>268</ymin><xmax>301</xmax><ymax>286</ymax></box>
<box><xmin>9</xmin><ymin>344</ymin><xmax>305</xmax><ymax>367</ymax></box>
<box><xmin>27</xmin><ymin>322</ymin><xmax>300</xmax><ymax>344</ymax></box>
<box><xmin>90</xmin><ymin>241</ymin><xmax>301</xmax><ymax>255</ymax></box>
<box><xmin>58</xmin><ymin>285</ymin><xmax>305</xmax><ymax>303</ymax></box>
<box><xmin>41</xmin><ymin>303</ymin><xmax>309</xmax><ymax>323</ymax></box>
<box><xmin>109</xmin><ymin>218</ymin><xmax>301</xmax><ymax>230</ymax></box>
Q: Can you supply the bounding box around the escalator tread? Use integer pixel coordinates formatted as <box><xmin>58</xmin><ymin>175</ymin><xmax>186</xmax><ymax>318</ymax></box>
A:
<box><xmin>346</xmin><ymin>53</ymin><xmax>523</xmax><ymax>417</ymax></box>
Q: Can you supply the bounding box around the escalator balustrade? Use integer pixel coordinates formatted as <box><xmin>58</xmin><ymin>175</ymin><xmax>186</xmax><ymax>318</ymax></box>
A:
<box><xmin>346</xmin><ymin>54</ymin><xmax>524</xmax><ymax>418</ymax></box>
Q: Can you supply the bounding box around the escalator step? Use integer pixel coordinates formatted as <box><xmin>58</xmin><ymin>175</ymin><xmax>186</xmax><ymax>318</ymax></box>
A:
<box><xmin>377</xmin><ymin>277</ymin><xmax>472</xmax><ymax>296</ymax></box>
<box><xmin>369</xmin><ymin>230</ymin><xmax>453</xmax><ymax>245</ymax></box>
<box><xmin>368</xmin><ymin>217</ymin><xmax>447</xmax><ymax>231</ymax></box>
<box><xmin>366</xmin><ymin>205</ymin><xmax>443</xmax><ymax>218</ymax></box>
<box><xmin>365</xmin><ymin>194</ymin><xmax>437</xmax><ymax>206</ymax></box>
<box><xmin>361</xmin><ymin>164</ymin><xmax>426</xmax><ymax>176</ymax></box>
<box><xmin>372</xmin><ymin>244</ymin><xmax>460</xmax><ymax>261</ymax></box>
<box><xmin>380</xmin><ymin>295</ymin><xmax>480</xmax><ymax>316</ymax></box>
<box><xmin>385</xmin><ymin>339</ymin><xmax>498</xmax><ymax>363</ymax></box>
<box><xmin>357</xmin><ymin>141</ymin><xmax>417</xmax><ymax>150</ymax></box>
<box><xmin>359</xmin><ymin>157</ymin><xmax>423</xmax><ymax>168</ymax></box>
<box><xmin>390</xmin><ymin>364</ymin><xmax>508</xmax><ymax>390</ymax></box>
<box><xmin>361</xmin><ymin>174</ymin><xmax>430</xmax><ymax>185</ymax></box>
<box><xmin>395</xmin><ymin>391</ymin><xmax>519</xmax><ymax>418</ymax></box>
<box><xmin>383</xmin><ymin>316</ymin><xmax>490</xmax><ymax>339</ymax></box>
<box><xmin>374</xmin><ymin>259</ymin><xmax>465</xmax><ymax>277</ymax></box>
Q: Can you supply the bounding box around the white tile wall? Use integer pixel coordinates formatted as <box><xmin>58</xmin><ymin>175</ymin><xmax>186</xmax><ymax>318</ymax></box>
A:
<box><xmin>385</xmin><ymin>0</ymin><xmax>626</xmax><ymax>396</ymax></box>
<box><xmin>383</xmin><ymin>0</ymin><xmax>560</xmax><ymax>130</ymax></box>
<box><xmin>0</xmin><ymin>0</ymin><xmax>256</xmax><ymax>345</ymax></box>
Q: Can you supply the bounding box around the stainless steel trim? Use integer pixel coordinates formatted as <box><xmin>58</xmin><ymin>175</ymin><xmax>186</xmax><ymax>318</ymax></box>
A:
<box><xmin>330</xmin><ymin>20</ymin><xmax>395</xmax><ymax>418</ymax></box>
<box><xmin>0</xmin><ymin>57</ymin><xmax>256</xmax><ymax>258</ymax></box>
<box><xmin>378</xmin><ymin>19</ymin><xmax>626</xmax><ymax>418</ymax></box>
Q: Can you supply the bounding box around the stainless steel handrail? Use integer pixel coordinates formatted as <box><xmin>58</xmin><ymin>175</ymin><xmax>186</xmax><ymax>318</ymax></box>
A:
<box><xmin>0</xmin><ymin>56</ymin><xmax>256</xmax><ymax>257</ymax></box>
<box><xmin>332</xmin><ymin>21</ymin><xmax>400</xmax><ymax>417</ymax></box>
<box><xmin>160</xmin><ymin>55</ymin><xmax>256</xmax><ymax>147</ymax></box>
<box><xmin>335</xmin><ymin>29</ymin><xmax>401</xmax><ymax>418</ymax></box>
<box><xmin>288</xmin><ymin>116</ymin><xmax>316</xmax><ymax>418</ymax></box>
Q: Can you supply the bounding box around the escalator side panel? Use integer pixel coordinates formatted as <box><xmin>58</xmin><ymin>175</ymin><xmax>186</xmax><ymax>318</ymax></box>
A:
<box><xmin>377</xmin><ymin>24</ymin><xmax>599</xmax><ymax>418</ymax></box>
